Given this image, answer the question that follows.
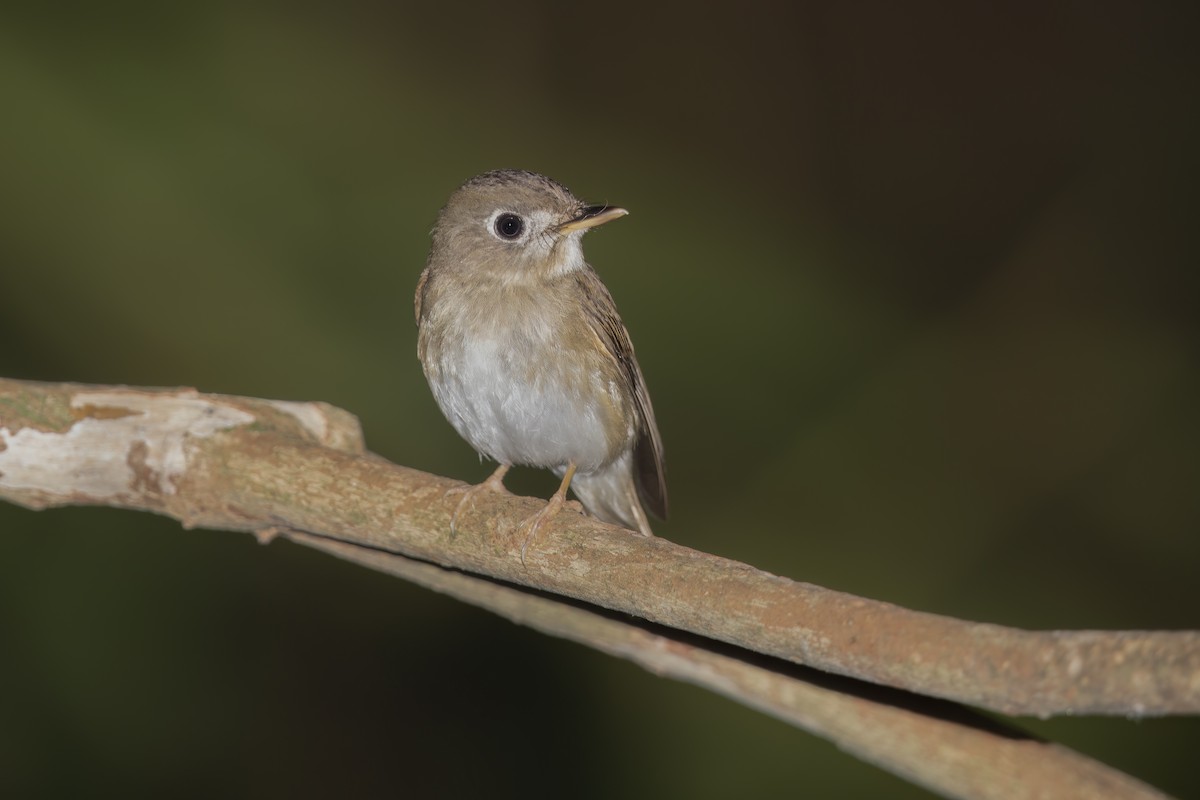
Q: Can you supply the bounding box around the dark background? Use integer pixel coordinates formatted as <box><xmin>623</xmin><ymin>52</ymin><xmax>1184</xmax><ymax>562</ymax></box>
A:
<box><xmin>2</xmin><ymin>3</ymin><xmax>1197</xmax><ymax>798</ymax></box>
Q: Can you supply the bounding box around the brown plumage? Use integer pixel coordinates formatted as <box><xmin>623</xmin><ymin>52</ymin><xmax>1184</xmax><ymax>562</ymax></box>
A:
<box><xmin>415</xmin><ymin>169</ymin><xmax>666</xmax><ymax>548</ymax></box>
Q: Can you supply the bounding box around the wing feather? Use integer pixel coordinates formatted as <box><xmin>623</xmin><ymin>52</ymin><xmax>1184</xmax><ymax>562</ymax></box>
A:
<box><xmin>574</xmin><ymin>268</ymin><xmax>668</xmax><ymax>520</ymax></box>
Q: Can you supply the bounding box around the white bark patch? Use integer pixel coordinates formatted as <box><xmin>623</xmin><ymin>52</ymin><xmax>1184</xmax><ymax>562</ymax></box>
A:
<box><xmin>0</xmin><ymin>390</ymin><xmax>254</xmax><ymax>501</ymax></box>
<box><xmin>266</xmin><ymin>399</ymin><xmax>330</xmax><ymax>444</ymax></box>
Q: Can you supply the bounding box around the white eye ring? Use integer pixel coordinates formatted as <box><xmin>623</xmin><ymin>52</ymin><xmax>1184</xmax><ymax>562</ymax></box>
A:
<box><xmin>488</xmin><ymin>210</ymin><xmax>526</xmax><ymax>242</ymax></box>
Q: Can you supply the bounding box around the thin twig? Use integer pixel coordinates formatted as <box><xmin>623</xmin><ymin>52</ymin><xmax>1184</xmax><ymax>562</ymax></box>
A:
<box><xmin>290</xmin><ymin>531</ymin><xmax>1168</xmax><ymax>800</ymax></box>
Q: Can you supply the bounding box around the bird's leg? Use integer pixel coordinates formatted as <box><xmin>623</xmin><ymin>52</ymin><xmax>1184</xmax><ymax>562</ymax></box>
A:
<box><xmin>448</xmin><ymin>463</ymin><xmax>511</xmax><ymax>535</ymax></box>
<box><xmin>519</xmin><ymin>462</ymin><xmax>577</xmax><ymax>564</ymax></box>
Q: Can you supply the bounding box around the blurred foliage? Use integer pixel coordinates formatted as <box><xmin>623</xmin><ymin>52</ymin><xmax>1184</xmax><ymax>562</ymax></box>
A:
<box><xmin>1</xmin><ymin>3</ymin><xmax>1197</xmax><ymax>798</ymax></box>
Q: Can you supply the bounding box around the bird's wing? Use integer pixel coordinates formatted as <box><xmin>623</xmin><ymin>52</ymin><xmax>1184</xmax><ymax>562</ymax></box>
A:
<box><xmin>414</xmin><ymin>265</ymin><xmax>431</xmax><ymax>325</ymax></box>
<box><xmin>575</xmin><ymin>267</ymin><xmax>668</xmax><ymax>520</ymax></box>
<box><xmin>414</xmin><ymin>265</ymin><xmax>438</xmax><ymax>365</ymax></box>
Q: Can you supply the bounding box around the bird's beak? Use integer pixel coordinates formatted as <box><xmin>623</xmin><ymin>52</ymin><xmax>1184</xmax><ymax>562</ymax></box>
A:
<box><xmin>558</xmin><ymin>205</ymin><xmax>628</xmax><ymax>234</ymax></box>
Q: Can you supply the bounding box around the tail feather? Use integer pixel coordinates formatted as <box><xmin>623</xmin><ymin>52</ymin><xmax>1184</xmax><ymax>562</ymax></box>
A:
<box><xmin>565</xmin><ymin>452</ymin><xmax>654</xmax><ymax>536</ymax></box>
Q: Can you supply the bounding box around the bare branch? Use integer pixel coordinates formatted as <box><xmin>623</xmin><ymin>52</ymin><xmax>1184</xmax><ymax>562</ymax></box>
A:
<box><xmin>3</xmin><ymin>378</ymin><xmax>1194</xmax><ymax>717</ymax></box>
<box><xmin>292</xmin><ymin>532</ymin><xmax>1169</xmax><ymax>800</ymax></box>
<box><xmin>0</xmin><ymin>377</ymin><xmax>1194</xmax><ymax>798</ymax></box>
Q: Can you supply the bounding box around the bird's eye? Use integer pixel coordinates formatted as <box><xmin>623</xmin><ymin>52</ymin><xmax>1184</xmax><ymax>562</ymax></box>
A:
<box><xmin>494</xmin><ymin>213</ymin><xmax>524</xmax><ymax>240</ymax></box>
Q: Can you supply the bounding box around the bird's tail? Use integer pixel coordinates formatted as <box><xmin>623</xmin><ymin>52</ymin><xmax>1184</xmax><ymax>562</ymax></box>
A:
<box><xmin>565</xmin><ymin>452</ymin><xmax>655</xmax><ymax>536</ymax></box>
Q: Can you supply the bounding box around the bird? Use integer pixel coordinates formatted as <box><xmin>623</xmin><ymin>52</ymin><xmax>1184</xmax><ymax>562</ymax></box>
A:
<box><xmin>414</xmin><ymin>169</ymin><xmax>667</xmax><ymax>557</ymax></box>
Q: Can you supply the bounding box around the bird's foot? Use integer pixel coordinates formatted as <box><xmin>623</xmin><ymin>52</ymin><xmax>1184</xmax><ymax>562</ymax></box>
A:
<box><xmin>518</xmin><ymin>491</ymin><xmax>568</xmax><ymax>565</ymax></box>
<box><xmin>517</xmin><ymin>462</ymin><xmax>579</xmax><ymax>565</ymax></box>
<box><xmin>446</xmin><ymin>464</ymin><xmax>511</xmax><ymax>535</ymax></box>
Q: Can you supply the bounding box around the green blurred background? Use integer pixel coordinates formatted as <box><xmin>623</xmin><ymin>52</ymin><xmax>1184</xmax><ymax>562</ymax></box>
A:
<box><xmin>2</xmin><ymin>3</ymin><xmax>1197</xmax><ymax>798</ymax></box>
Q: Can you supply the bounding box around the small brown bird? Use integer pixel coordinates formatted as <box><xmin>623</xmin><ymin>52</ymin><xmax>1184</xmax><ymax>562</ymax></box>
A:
<box><xmin>415</xmin><ymin>169</ymin><xmax>667</xmax><ymax>554</ymax></box>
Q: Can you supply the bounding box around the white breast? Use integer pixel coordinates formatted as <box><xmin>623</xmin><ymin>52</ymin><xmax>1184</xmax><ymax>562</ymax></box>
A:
<box><xmin>426</xmin><ymin>299</ymin><xmax>630</xmax><ymax>474</ymax></box>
